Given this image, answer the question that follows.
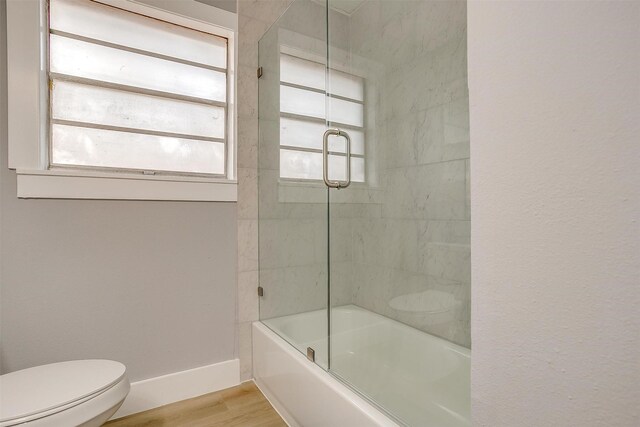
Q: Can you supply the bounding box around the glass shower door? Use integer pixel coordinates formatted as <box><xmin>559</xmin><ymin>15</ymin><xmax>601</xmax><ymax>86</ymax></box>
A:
<box><xmin>257</xmin><ymin>0</ymin><xmax>470</xmax><ymax>424</ymax></box>
<box><xmin>257</xmin><ymin>0</ymin><xmax>331</xmax><ymax>370</ymax></box>
<box><xmin>326</xmin><ymin>1</ymin><xmax>471</xmax><ymax>425</ymax></box>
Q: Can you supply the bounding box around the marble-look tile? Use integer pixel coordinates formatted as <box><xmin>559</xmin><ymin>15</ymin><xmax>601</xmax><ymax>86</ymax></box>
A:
<box><xmin>257</xmin><ymin>168</ymin><xmax>279</xmax><ymax>219</ymax></box>
<box><xmin>376</xmin><ymin>10</ymin><xmax>417</xmax><ymax>71</ymax></box>
<box><xmin>383</xmin><ymin>37</ymin><xmax>468</xmax><ymax>119</ymax></box>
<box><xmin>349</xmin><ymin>0</ymin><xmax>410</xmax><ymax>62</ymax></box>
<box><xmin>257</xmin><ymin>70</ymin><xmax>280</xmax><ymax>122</ymax></box>
<box><xmin>238</xmin><ymin>0</ymin><xmax>292</xmax><ymax>24</ymax></box>
<box><xmin>335</xmin><ymin>0</ymin><xmax>469</xmax><ymax>346</ymax></box>
<box><xmin>465</xmin><ymin>158</ymin><xmax>471</xmax><ymax>220</ymax></box>
<box><xmin>259</xmin><ymin>264</ymin><xmax>327</xmax><ymax>319</ymax></box>
<box><xmin>424</xmin><ymin>220</ymin><xmax>470</xmax><ymax>245</ymax></box>
<box><xmin>412</xmin><ymin>1</ymin><xmax>467</xmax><ymax>57</ymax></box>
<box><xmin>237</xmin><ymin>119</ymin><xmax>258</xmax><ymax>169</ymax></box>
<box><xmin>238</xmin><ymin>17</ymin><xmax>268</xmax><ymax>63</ymax></box>
<box><xmin>237</xmin><ymin>65</ymin><xmax>259</xmax><ymax>119</ymax></box>
<box><xmin>258</xmin><ymin>170</ymin><xmax>328</xmax><ymax>220</ymax></box>
<box><xmin>382</xmin><ymin>103</ymin><xmax>469</xmax><ymax>170</ymax></box>
<box><xmin>330</xmin><ymin>261</ymin><xmax>353</xmax><ymax>307</ymax></box>
<box><xmin>443</xmin><ymin>96</ymin><xmax>470</xmax><ymax>150</ymax></box>
<box><xmin>238</xmin><ymin>219</ymin><xmax>258</xmax><ymax>272</ymax></box>
<box><xmin>352</xmin><ymin>218</ymin><xmax>425</xmax><ymax>273</ymax></box>
<box><xmin>236</xmin><ymin>0</ymin><xmax>299</xmax><ymax>382</ymax></box>
<box><xmin>278</xmin><ymin>0</ymin><xmax>331</xmax><ymax>46</ymax></box>
<box><xmin>350</xmin><ymin>263</ymin><xmax>398</xmax><ymax>317</ymax></box>
<box><xmin>259</xmin><ymin>218</ymin><xmax>326</xmax><ymax>269</ymax></box>
<box><xmin>238</xmin><ymin>270</ymin><xmax>259</xmax><ymax>322</ymax></box>
<box><xmin>238</xmin><ymin>167</ymin><xmax>258</xmax><ymax>220</ymax></box>
<box><xmin>257</xmin><ymin>119</ymin><xmax>279</xmax><ymax>171</ymax></box>
<box><xmin>329</xmin><ymin>218</ymin><xmax>353</xmax><ymax>263</ymax></box>
<box><xmin>382</xmin><ymin>160</ymin><xmax>468</xmax><ymax>221</ymax></box>
<box><xmin>425</xmin><ymin>241</ymin><xmax>470</xmax><ymax>284</ymax></box>
<box><xmin>330</xmin><ymin>203</ymin><xmax>382</xmax><ymax>220</ymax></box>
<box><xmin>278</xmin><ymin>183</ymin><xmax>383</xmax><ymax>205</ymax></box>
<box><xmin>238</xmin><ymin>34</ymin><xmax>259</xmax><ymax>68</ymax></box>
<box><xmin>238</xmin><ymin>321</ymin><xmax>253</xmax><ymax>381</ymax></box>
<box><xmin>351</xmin><ymin>264</ymin><xmax>470</xmax><ymax>347</ymax></box>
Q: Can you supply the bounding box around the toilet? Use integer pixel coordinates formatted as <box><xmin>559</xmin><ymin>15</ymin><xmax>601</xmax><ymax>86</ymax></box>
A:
<box><xmin>0</xmin><ymin>360</ymin><xmax>130</xmax><ymax>427</ymax></box>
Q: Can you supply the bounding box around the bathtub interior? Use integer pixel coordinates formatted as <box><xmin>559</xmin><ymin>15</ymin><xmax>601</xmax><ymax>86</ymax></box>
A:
<box><xmin>262</xmin><ymin>305</ymin><xmax>470</xmax><ymax>426</ymax></box>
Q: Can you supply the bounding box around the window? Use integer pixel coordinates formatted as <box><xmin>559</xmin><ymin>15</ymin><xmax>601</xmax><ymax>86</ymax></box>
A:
<box><xmin>49</xmin><ymin>0</ymin><xmax>229</xmax><ymax>177</ymax></box>
<box><xmin>279</xmin><ymin>53</ymin><xmax>365</xmax><ymax>183</ymax></box>
<box><xmin>6</xmin><ymin>0</ymin><xmax>237</xmax><ymax>200</ymax></box>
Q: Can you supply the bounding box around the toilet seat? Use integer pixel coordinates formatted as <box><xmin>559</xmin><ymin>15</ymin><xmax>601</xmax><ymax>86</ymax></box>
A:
<box><xmin>0</xmin><ymin>360</ymin><xmax>128</xmax><ymax>427</ymax></box>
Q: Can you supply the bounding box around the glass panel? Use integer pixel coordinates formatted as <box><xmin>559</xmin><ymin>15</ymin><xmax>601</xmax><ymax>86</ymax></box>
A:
<box><xmin>51</xmin><ymin>124</ymin><xmax>225</xmax><ymax>174</ymax></box>
<box><xmin>280</xmin><ymin>53</ymin><xmax>325</xmax><ymax>91</ymax></box>
<box><xmin>52</xmin><ymin>80</ymin><xmax>225</xmax><ymax>138</ymax></box>
<box><xmin>50</xmin><ymin>35</ymin><xmax>226</xmax><ymax>102</ymax></box>
<box><xmin>329</xmin><ymin>130</ymin><xmax>364</xmax><ymax>155</ymax></box>
<box><xmin>258</xmin><ymin>0</ymin><xmax>330</xmax><ymax>371</ymax></box>
<box><xmin>281</xmin><ymin>86</ymin><xmax>362</xmax><ymax>127</ymax></box>
<box><xmin>280</xmin><ymin>150</ymin><xmax>362</xmax><ymax>182</ymax></box>
<box><xmin>281</xmin><ymin>117</ymin><xmax>364</xmax><ymax>155</ymax></box>
<box><xmin>281</xmin><ymin>53</ymin><xmax>363</xmax><ymax>101</ymax></box>
<box><xmin>50</xmin><ymin>0</ymin><xmax>227</xmax><ymax>68</ymax></box>
<box><xmin>327</xmin><ymin>155</ymin><xmax>364</xmax><ymax>182</ymax></box>
<box><xmin>328</xmin><ymin>0</ymin><xmax>470</xmax><ymax>426</ymax></box>
<box><xmin>329</xmin><ymin>69</ymin><xmax>364</xmax><ymax>101</ymax></box>
<box><xmin>280</xmin><ymin>85</ymin><xmax>324</xmax><ymax>119</ymax></box>
<box><xmin>328</xmin><ymin>97</ymin><xmax>363</xmax><ymax>127</ymax></box>
<box><xmin>280</xmin><ymin>149</ymin><xmax>322</xmax><ymax>180</ymax></box>
<box><xmin>280</xmin><ymin>117</ymin><xmax>325</xmax><ymax>150</ymax></box>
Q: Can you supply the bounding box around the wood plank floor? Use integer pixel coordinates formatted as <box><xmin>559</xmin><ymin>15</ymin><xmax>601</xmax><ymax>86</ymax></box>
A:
<box><xmin>105</xmin><ymin>381</ymin><xmax>286</xmax><ymax>427</ymax></box>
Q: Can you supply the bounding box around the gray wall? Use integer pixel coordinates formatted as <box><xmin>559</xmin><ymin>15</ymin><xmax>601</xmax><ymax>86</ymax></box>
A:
<box><xmin>0</xmin><ymin>0</ymin><xmax>237</xmax><ymax>382</ymax></box>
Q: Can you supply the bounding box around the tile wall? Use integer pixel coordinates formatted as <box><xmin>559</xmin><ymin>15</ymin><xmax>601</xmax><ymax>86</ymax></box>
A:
<box><xmin>236</xmin><ymin>0</ymin><xmax>293</xmax><ymax>382</ymax></box>
<box><xmin>346</xmin><ymin>0</ymin><xmax>470</xmax><ymax>347</ymax></box>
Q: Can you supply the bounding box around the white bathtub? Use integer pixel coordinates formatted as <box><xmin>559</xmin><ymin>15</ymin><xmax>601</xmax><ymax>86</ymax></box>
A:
<box><xmin>254</xmin><ymin>305</ymin><xmax>470</xmax><ymax>427</ymax></box>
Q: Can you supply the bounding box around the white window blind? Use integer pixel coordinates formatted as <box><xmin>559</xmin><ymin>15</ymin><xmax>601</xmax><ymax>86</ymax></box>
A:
<box><xmin>48</xmin><ymin>0</ymin><xmax>229</xmax><ymax>176</ymax></box>
<box><xmin>279</xmin><ymin>53</ymin><xmax>365</xmax><ymax>182</ymax></box>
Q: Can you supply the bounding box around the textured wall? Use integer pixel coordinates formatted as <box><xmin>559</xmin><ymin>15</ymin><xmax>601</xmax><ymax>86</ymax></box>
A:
<box><xmin>469</xmin><ymin>1</ymin><xmax>640</xmax><ymax>425</ymax></box>
<box><xmin>0</xmin><ymin>0</ymin><xmax>237</xmax><ymax>382</ymax></box>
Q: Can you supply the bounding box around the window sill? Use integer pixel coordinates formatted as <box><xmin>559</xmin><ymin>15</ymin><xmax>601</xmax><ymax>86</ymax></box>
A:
<box><xmin>16</xmin><ymin>169</ymin><xmax>237</xmax><ymax>202</ymax></box>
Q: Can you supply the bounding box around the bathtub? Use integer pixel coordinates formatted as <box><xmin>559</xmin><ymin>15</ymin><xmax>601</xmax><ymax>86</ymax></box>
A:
<box><xmin>253</xmin><ymin>305</ymin><xmax>470</xmax><ymax>427</ymax></box>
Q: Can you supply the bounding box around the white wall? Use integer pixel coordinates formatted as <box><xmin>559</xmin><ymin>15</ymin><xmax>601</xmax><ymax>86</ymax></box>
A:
<box><xmin>469</xmin><ymin>1</ymin><xmax>639</xmax><ymax>425</ymax></box>
<box><xmin>0</xmin><ymin>0</ymin><xmax>238</xmax><ymax>382</ymax></box>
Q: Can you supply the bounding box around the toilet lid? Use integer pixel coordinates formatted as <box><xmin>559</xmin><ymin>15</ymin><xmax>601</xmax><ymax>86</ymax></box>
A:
<box><xmin>0</xmin><ymin>360</ymin><xmax>126</xmax><ymax>424</ymax></box>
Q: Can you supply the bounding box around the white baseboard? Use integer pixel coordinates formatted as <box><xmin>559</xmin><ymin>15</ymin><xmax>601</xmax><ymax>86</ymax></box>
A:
<box><xmin>111</xmin><ymin>359</ymin><xmax>240</xmax><ymax>419</ymax></box>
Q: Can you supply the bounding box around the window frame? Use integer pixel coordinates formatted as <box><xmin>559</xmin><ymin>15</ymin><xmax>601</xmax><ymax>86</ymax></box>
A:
<box><xmin>6</xmin><ymin>0</ymin><xmax>237</xmax><ymax>201</ymax></box>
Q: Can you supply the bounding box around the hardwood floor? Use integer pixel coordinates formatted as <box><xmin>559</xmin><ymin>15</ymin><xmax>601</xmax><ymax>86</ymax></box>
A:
<box><xmin>105</xmin><ymin>381</ymin><xmax>286</xmax><ymax>427</ymax></box>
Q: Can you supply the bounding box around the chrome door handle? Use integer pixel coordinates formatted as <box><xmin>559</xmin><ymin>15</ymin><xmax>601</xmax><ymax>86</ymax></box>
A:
<box><xmin>323</xmin><ymin>128</ymin><xmax>351</xmax><ymax>189</ymax></box>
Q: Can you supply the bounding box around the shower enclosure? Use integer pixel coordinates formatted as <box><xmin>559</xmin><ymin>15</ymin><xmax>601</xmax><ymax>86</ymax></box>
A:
<box><xmin>256</xmin><ymin>0</ymin><xmax>470</xmax><ymax>425</ymax></box>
